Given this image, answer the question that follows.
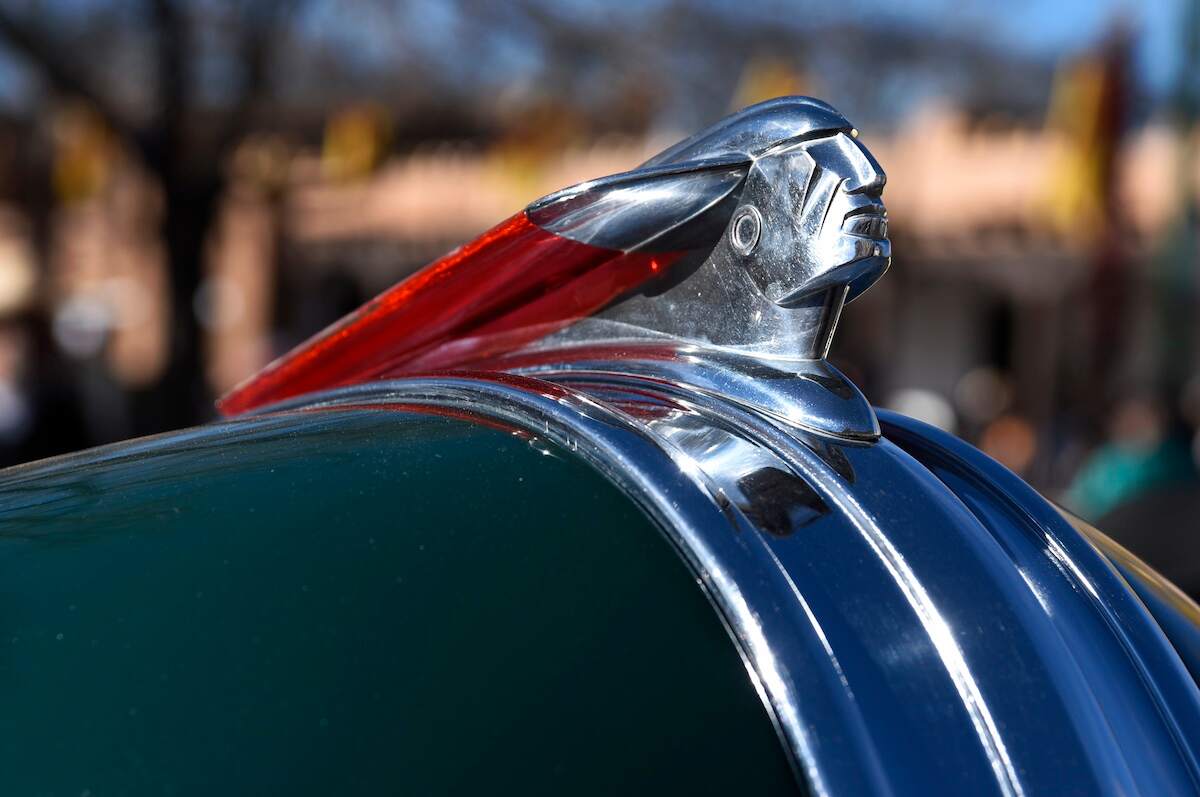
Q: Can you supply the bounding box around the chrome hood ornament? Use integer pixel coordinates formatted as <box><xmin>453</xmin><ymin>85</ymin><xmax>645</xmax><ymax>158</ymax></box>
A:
<box><xmin>526</xmin><ymin>97</ymin><xmax>890</xmax><ymax>438</ymax></box>
<box><xmin>531</xmin><ymin>97</ymin><xmax>889</xmax><ymax>347</ymax></box>
<box><xmin>221</xmin><ymin>97</ymin><xmax>890</xmax><ymax>440</ymax></box>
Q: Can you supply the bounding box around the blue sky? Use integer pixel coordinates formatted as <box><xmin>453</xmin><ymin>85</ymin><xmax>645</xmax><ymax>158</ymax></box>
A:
<box><xmin>870</xmin><ymin>0</ymin><xmax>1184</xmax><ymax>93</ymax></box>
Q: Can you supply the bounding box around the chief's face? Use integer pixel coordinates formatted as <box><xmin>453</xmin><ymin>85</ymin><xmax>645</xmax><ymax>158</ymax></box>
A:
<box><xmin>736</xmin><ymin>131</ymin><xmax>889</xmax><ymax>308</ymax></box>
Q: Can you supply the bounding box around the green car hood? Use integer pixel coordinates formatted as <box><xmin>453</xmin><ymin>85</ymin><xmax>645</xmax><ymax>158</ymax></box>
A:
<box><xmin>0</xmin><ymin>407</ymin><xmax>795</xmax><ymax>795</ymax></box>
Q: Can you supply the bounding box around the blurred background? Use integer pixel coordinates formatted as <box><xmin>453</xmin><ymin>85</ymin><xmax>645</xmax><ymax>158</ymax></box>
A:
<box><xmin>0</xmin><ymin>0</ymin><xmax>1195</xmax><ymax>581</ymax></box>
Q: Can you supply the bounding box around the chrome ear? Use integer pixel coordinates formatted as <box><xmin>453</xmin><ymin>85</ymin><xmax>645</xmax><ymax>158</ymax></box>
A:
<box><xmin>730</xmin><ymin>205</ymin><xmax>762</xmax><ymax>256</ymax></box>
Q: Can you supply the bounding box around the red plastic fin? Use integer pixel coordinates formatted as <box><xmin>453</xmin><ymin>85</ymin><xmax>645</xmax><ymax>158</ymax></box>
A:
<box><xmin>218</xmin><ymin>212</ymin><xmax>681</xmax><ymax>415</ymax></box>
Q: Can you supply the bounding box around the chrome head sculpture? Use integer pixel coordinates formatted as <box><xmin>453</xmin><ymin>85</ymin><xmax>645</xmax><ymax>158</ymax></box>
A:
<box><xmin>735</xmin><ymin>128</ymin><xmax>889</xmax><ymax>308</ymax></box>
<box><xmin>528</xmin><ymin>96</ymin><xmax>890</xmax><ymax>362</ymax></box>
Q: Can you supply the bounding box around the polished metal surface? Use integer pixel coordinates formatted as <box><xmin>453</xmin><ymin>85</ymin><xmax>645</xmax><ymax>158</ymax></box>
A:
<box><xmin>262</xmin><ymin>376</ymin><xmax>1200</xmax><ymax>797</ymax></box>
<box><xmin>523</xmin><ymin>97</ymin><xmax>889</xmax><ymax>440</ymax></box>
<box><xmin>488</xmin><ymin>338</ymin><xmax>879</xmax><ymax>440</ymax></box>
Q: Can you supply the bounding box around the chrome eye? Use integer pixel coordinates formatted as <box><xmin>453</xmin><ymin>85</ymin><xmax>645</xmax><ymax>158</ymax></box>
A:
<box><xmin>730</xmin><ymin>205</ymin><xmax>762</xmax><ymax>256</ymax></box>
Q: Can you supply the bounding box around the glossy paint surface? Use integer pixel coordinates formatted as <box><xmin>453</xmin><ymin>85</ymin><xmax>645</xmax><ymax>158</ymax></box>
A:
<box><xmin>880</xmin><ymin>410</ymin><xmax>1200</xmax><ymax>795</ymax></box>
<box><xmin>0</xmin><ymin>409</ymin><xmax>796</xmax><ymax>795</ymax></box>
<box><xmin>1068</xmin><ymin>512</ymin><xmax>1200</xmax><ymax>686</ymax></box>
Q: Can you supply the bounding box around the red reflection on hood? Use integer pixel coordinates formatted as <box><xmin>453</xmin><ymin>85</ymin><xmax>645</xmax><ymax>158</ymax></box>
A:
<box><xmin>218</xmin><ymin>212</ymin><xmax>682</xmax><ymax>416</ymax></box>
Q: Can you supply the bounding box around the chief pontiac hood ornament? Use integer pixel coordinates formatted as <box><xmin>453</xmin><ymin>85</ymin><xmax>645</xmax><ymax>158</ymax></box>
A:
<box><xmin>221</xmin><ymin>97</ymin><xmax>891</xmax><ymax>439</ymax></box>
<box><xmin>529</xmin><ymin>95</ymin><xmax>890</xmax><ymax>361</ymax></box>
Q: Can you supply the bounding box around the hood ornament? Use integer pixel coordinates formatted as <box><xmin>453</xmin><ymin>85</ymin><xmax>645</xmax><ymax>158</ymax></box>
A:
<box><xmin>526</xmin><ymin>96</ymin><xmax>890</xmax><ymax>438</ymax></box>
<box><xmin>220</xmin><ymin>97</ymin><xmax>890</xmax><ymax>440</ymax></box>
